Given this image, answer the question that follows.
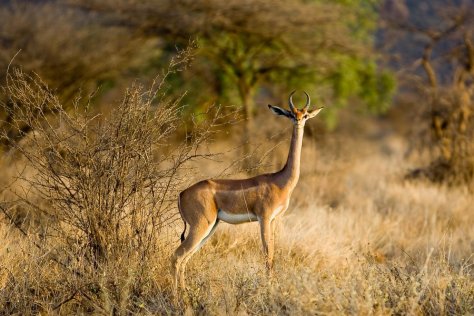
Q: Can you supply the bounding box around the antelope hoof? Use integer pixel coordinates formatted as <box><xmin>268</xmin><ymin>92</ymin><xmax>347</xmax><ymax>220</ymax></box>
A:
<box><xmin>266</xmin><ymin>262</ymin><xmax>274</xmax><ymax>273</ymax></box>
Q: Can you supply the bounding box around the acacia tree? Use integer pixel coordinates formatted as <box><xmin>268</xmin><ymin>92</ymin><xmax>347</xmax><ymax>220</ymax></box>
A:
<box><xmin>0</xmin><ymin>1</ymin><xmax>144</xmax><ymax>150</ymax></box>
<box><xmin>0</xmin><ymin>1</ymin><xmax>141</xmax><ymax>100</ymax></box>
<box><xmin>381</xmin><ymin>0</ymin><xmax>474</xmax><ymax>184</ymax></box>
<box><xmin>72</xmin><ymin>0</ymin><xmax>394</xmax><ymax>138</ymax></box>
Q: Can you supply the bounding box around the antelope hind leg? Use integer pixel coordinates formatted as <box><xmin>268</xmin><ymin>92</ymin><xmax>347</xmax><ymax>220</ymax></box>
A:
<box><xmin>172</xmin><ymin>220</ymin><xmax>217</xmax><ymax>292</ymax></box>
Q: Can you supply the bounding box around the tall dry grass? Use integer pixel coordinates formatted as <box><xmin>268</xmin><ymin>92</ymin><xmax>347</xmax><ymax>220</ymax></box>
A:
<box><xmin>0</xmin><ymin>53</ymin><xmax>227</xmax><ymax>313</ymax></box>
<box><xmin>3</xmin><ymin>115</ymin><xmax>471</xmax><ymax>314</ymax></box>
<box><xmin>0</xmin><ymin>72</ymin><xmax>473</xmax><ymax>314</ymax></box>
<box><xmin>157</xmin><ymin>132</ymin><xmax>473</xmax><ymax>315</ymax></box>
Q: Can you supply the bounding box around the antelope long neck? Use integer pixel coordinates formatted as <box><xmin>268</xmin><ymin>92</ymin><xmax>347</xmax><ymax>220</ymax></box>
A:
<box><xmin>280</xmin><ymin>124</ymin><xmax>304</xmax><ymax>189</ymax></box>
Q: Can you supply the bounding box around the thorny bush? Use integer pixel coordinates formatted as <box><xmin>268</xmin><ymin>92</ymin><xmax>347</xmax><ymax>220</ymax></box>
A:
<box><xmin>0</xmin><ymin>52</ymin><xmax>226</xmax><ymax>313</ymax></box>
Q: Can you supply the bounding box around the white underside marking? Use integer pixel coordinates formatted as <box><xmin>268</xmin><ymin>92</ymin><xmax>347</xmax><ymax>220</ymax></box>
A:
<box><xmin>218</xmin><ymin>210</ymin><xmax>258</xmax><ymax>224</ymax></box>
<box><xmin>270</xmin><ymin>205</ymin><xmax>285</xmax><ymax>221</ymax></box>
<box><xmin>193</xmin><ymin>219</ymin><xmax>217</xmax><ymax>253</ymax></box>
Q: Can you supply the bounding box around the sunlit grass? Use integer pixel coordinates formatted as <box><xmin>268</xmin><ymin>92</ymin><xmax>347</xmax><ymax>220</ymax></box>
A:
<box><xmin>158</xmin><ymin>141</ymin><xmax>473</xmax><ymax>314</ymax></box>
<box><xmin>1</xmin><ymin>133</ymin><xmax>473</xmax><ymax>314</ymax></box>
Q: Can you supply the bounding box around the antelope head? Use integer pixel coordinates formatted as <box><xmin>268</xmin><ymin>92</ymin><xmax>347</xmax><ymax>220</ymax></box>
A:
<box><xmin>268</xmin><ymin>90</ymin><xmax>323</xmax><ymax>127</ymax></box>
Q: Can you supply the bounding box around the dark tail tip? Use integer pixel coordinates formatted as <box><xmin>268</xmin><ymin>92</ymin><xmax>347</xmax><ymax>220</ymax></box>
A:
<box><xmin>180</xmin><ymin>220</ymin><xmax>187</xmax><ymax>243</ymax></box>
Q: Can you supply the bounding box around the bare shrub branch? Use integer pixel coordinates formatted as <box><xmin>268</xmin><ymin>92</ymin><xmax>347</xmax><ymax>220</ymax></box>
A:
<box><xmin>0</xmin><ymin>48</ymin><xmax>227</xmax><ymax>312</ymax></box>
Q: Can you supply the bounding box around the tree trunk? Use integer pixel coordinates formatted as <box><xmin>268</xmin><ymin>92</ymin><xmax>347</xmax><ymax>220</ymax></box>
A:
<box><xmin>238</xmin><ymin>79</ymin><xmax>254</xmax><ymax>172</ymax></box>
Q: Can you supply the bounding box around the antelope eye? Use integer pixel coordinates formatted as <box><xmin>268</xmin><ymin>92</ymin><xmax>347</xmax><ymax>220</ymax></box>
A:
<box><xmin>303</xmin><ymin>114</ymin><xmax>309</xmax><ymax>119</ymax></box>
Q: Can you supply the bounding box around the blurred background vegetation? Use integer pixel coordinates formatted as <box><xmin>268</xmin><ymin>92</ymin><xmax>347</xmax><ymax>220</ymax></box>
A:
<box><xmin>0</xmin><ymin>1</ymin><xmax>473</xmax><ymax>314</ymax></box>
<box><xmin>0</xmin><ymin>0</ymin><xmax>473</xmax><ymax>186</ymax></box>
<box><xmin>0</xmin><ymin>0</ymin><xmax>393</xmax><ymax>128</ymax></box>
<box><xmin>0</xmin><ymin>0</ymin><xmax>472</xmax><ymax>181</ymax></box>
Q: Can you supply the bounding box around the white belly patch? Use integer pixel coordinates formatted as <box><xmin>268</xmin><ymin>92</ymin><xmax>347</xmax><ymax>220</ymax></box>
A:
<box><xmin>270</xmin><ymin>205</ymin><xmax>285</xmax><ymax>221</ymax></box>
<box><xmin>218</xmin><ymin>209</ymin><xmax>258</xmax><ymax>224</ymax></box>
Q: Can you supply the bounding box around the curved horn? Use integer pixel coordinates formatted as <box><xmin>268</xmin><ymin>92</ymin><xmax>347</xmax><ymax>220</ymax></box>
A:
<box><xmin>288</xmin><ymin>90</ymin><xmax>297</xmax><ymax>113</ymax></box>
<box><xmin>303</xmin><ymin>91</ymin><xmax>311</xmax><ymax>110</ymax></box>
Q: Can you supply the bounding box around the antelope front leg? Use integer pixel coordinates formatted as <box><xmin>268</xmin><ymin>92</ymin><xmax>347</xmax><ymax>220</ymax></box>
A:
<box><xmin>259</xmin><ymin>218</ymin><xmax>274</xmax><ymax>271</ymax></box>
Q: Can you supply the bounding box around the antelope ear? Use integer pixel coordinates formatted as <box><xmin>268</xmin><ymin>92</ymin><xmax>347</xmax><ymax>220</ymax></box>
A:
<box><xmin>307</xmin><ymin>106</ymin><xmax>324</xmax><ymax>119</ymax></box>
<box><xmin>268</xmin><ymin>104</ymin><xmax>292</xmax><ymax>118</ymax></box>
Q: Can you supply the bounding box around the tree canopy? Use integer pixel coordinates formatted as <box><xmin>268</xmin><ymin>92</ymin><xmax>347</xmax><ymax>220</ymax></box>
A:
<box><xmin>1</xmin><ymin>0</ymin><xmax>394</xmax><ymax>134</ymax></box>
<box><xmin>71</xmin><ymin>0</ymin><xmax>394</xmax><ymax>125</ymax></box>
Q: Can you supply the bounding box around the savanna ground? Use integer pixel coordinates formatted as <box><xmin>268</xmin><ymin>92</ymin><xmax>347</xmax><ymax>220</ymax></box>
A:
<box><xmin>0</xmin><ymin>0</ymin><xmax>473</xmax><ymax>314</ymax></box>
<box><xmin>0</xmin><ymin>104</ymin><xmax>473</xmax><ymax>314</ymax></box>
<box><xmin>170</xmin><ymin>119</ymin><xmax>474</xmax><ymax>315</ymax></box>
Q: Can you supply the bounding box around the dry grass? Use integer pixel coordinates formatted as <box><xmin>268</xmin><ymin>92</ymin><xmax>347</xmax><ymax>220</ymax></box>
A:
<box><xmin>162</xmin><ymin>135</ymin><xmax>473</xmax><ymax>315</ymax></box>
<box><xmin>6</xmin><ymin>131</ymin><xmax>474</xmax><ymax>315</ymax></box>
<box><xmin>0</xmin><ymin>77</ymin><xmax>473</xmax><ymax>314</ymax></box>
<box><xmin>1</xmin><ymin>125</ymin><xmax>474</xmax><ymax>315</ymax></box>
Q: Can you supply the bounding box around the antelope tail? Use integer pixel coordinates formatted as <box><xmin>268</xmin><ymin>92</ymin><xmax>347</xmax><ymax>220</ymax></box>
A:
<box><xmin>180</xmin><ymin>220</ymin><xmax>187</xmax><ymax>242</ymax></box>
<box><xmin>178</xmin><ymin>194</ymin><xmax>187</xmax><ymax>242</ymax></box>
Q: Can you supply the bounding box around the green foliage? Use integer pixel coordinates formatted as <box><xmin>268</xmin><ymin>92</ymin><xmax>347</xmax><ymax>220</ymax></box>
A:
<box><xmin>175</xmin><ymin>0</ymin><xmax>396</xmax><ymax>126</ymax></box>
<box><xmin>359</xmin><ymin>64</ymin><xmax>396</xmax><ymax>113</ymax></box>
<box><xmin>329</xmin><ymin>56</ymin><xmax>395</xmax><ymax>115</ymax></box>
<box><xmin>320</xmin><ymin>0</ymin><xmax>379</xmax><ymax>41</ymax></box>
<box><xmin>0</xmin><ymin>0</ymin><xmax>396</xmax><ymax>131</ymax></box>
<box><xmin>308</xmin><ymin>0</ymin><xmax>394</xmax><ymax>125</ymax></box>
